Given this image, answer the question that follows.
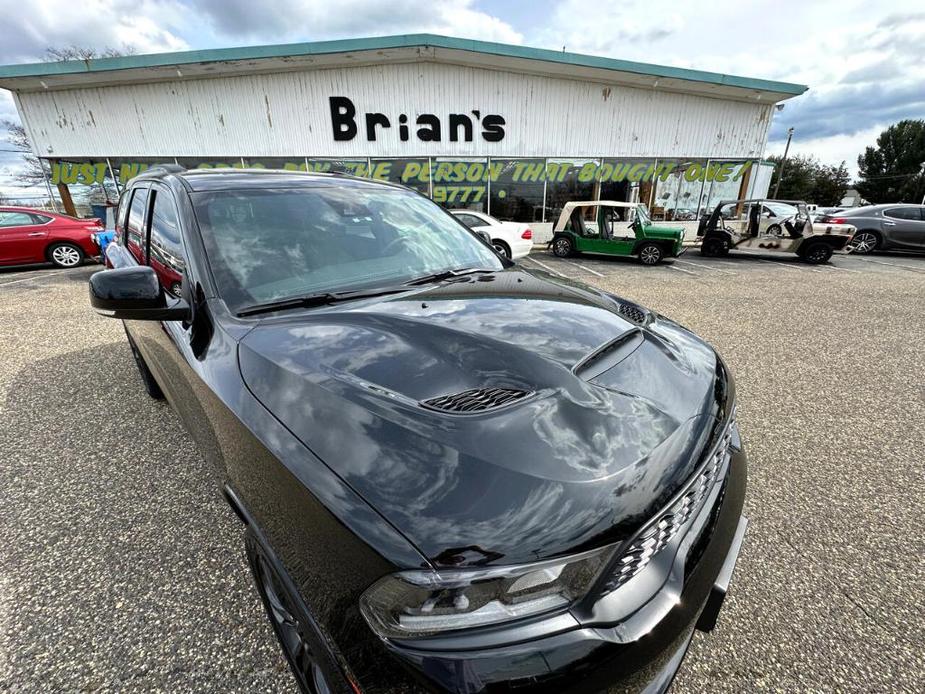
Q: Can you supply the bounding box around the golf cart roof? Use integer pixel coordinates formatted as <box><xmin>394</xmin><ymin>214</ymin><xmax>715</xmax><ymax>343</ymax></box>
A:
<box><xmin>717</xmin><ymin>198</ymin><xmax>808</xmax><ymax>207</ymax></box>
<box><xmin>556</xmin><ymin>200</ymin><xmax>642</xmax><ymax>230</ymax></box>
<box><xmin>563</xmin><ymin>200</ymin><xmax>640</xmax><ymax>209</ymax></box>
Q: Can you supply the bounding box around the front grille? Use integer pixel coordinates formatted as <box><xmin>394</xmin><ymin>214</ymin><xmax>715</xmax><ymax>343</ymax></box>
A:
<box><xmin>618</xmin><ymin>302</ymin><xmax>648</xmax><ymax>324</ymax></box>
<box><xmin>422</xmin><ymin>387</ymin><xmax>531</xmax><ymax>413</ymax></box>
<box><xmin>600</xmin><ymin>422</ymin><xmax>734</xmax><ymax>594</ymax></box>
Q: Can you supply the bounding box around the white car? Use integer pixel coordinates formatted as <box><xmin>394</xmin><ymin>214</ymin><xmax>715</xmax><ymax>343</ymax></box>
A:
<box><xmin>450</xmin><ymin>210</ymin><xmax>533</xmax><ymax>259</ymax></box>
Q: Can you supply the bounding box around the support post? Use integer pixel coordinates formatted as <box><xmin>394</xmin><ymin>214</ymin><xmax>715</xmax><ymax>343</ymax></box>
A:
<box><xmin>51</xmin><ymin>160</ymin><xmax>78</xmax><ymax>216</ymax></box>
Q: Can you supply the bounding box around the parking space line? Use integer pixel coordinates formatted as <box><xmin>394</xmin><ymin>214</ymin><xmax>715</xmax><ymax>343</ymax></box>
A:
<box><xmin>665</xmin><ymin>263</ymin><xmax>698</xmax><ymax>276</ymax></box>
<box><xmin>856</xmin><ymin>258</ymin><xmax>925</xmax><ymax>274</ymax></box>
<box><xmin>560</xmin><ymin>260</ymin><xmax>605</xmax><ymax>277</ymax></box>
<box><xmin>754</xmin><ymin>258</ymin><xmax>822</xmax><ymax>273</ymax></box>
<box><xmin>820</xmin><ymin>263</ymin><xmax>863</xmax><ymax>273</ymax></box>
<box><xmin>0</xmin><ymin>269</ymin><xmax>70</xmax><ymax>287</ymax></box>
<box><xmin>675</xmin><ymin>259</ymin><xmax>736</xmax><ymax>275</ymax></box>
<box><xmin>522</xmin><ymin>257</ymin><xmax>567</xmax><ymax>278</ymax></box>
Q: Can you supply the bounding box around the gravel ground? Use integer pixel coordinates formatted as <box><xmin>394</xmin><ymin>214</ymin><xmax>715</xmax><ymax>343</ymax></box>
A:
<box><xmin>1</xmin><ymin>254</ymin><xmax>924</xmax><ymax>693</ymax></box>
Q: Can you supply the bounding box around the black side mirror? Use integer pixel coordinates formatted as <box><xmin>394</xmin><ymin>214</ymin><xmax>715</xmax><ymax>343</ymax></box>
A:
<box><xmin>89</xmin><ymin>266</ymin><xmax>191</xmax><ymax>321</ymax></box>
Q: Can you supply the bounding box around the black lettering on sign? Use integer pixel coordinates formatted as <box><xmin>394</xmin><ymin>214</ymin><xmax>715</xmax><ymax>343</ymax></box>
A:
<box><xmin>482</xmin><ymin>115</ymin><xmax>506</xmax><ymax>142</ymax></box>
<box><xmin>365</xmin><ymin>112</ymin><xmax>391</xmax><ymax>140</ymax></box>
<box><xmin>448</xmin><ymin>114</ymin><xmax>473</xmax><ymax>142</ymax></box>
<box><xmin>329</xmin><ymin>96</ymin><xmax>357</xmax><ymax>141</ymax></box>
<box><xmin>416</xmin><ymin>114</ymin><xmax>441</xmax><ymax>142</ymax></box>
<box><xmin>328</xmin><ymin>97</ymin><xmax>505</xmax><ymax>143</ymax></box>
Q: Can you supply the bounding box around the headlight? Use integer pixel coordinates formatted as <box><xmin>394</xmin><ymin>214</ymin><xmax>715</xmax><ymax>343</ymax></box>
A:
<box><xmin>360</xmin><ymin>544</ymin><xmax>615</xmax><ymax>639</ymax></box>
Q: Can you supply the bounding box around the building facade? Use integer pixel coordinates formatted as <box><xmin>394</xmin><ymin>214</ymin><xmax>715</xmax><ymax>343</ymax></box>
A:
<box><xmin>0</xmin><ymin>35</ymin><xmax>806</xmax><ymax>237</ymax></box>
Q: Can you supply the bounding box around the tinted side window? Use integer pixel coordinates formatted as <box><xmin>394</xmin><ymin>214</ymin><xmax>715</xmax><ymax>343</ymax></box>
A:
<box><xmin>0</xmin><ymin>211</ymin><xmax>35</xmax><ymax>227</ymax></box>
<box><xmin>148</xmin><ymin>189</ymin><xmax>186</xmax><ymax>297</ymax></box>
<box><xmin>114</xmin><ymin>190</ymin><xmax>132</xmax><ymax>244</ymax></box>
<box><xmin>885</xmin><ymin>207</ymin><xmax>922</xmax><ymax>221</ymax></box>
<box><xmin>455</xmin><ymin>214</ymin><xmax>481</xmax><ymax>228</ymax></box>
<box><xmin>30</xmin><ymin>214</ymin><xmax>52</xmax><ymax>224</ymax></box>
<box><xmin>126</xmin><ymin>188</ymin><xmax>150</xmax><ymax>263</ymax></box>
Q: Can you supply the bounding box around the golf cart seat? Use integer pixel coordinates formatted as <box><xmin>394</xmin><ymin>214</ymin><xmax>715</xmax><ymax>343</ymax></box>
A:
<box><xmin>570</xmin><ymin>208</ymin><xmax>589</xmax><ymax>236</ymax></box>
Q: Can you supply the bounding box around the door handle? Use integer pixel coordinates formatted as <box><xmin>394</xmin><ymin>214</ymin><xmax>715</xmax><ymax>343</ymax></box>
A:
<box><xmin>27</xmin><ymin>232</ymin><xmax>44</xmax><ymax>236</ymax></box>
<box><xmin>883</xmin><ymin>221</ymin><xmax>896</xmax><ymax>226</ymax></box>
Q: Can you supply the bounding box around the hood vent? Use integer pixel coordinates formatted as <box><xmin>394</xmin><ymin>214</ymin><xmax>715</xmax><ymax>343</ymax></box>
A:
<box><xmin>422</xmin><ymin>387</ymin><xmax>531</xmax><ymax>413</ymax></box>
<box><xmin>618</xmin><ymin>301</ymin><xmax>648</xmax><ymax>325</ymax></box>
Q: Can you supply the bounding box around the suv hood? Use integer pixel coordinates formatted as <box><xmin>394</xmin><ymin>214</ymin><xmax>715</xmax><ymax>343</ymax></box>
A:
<box><xmin>238</xmin><ymin>269</ymin><xmax>729</xmax><ymax>567</ymax></box>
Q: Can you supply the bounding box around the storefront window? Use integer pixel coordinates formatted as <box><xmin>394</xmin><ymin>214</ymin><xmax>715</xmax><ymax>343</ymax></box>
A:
<box><xmin>243</xmin><ymin>157</ymin><xmax>309</xmax><ymax>171</ymax></box>
<box><xmin>700</xmin><ymin>160</ymin><xmax>756</xmax><ymax>213</ymax></box>
<box><xmin>431</xmin><ymin>158</ymin><xmax>488</xmax><ymax>212</ymax></box>
<box><xmin>305</xmin><ymin>159</ymin><xmax>370</xmax><ymax>177</ymax></box>
<box><xmin>652</xmin><ymin>160</ymin><xmax>708</xmax><ymax>221</ymax></box>
<box><xmin>597</xmin><ymin>158</ymin><xmax>658</xmax><ymax>215</ymax></box>
<box><xmin>545</xmin><ymin>159</ymin><xmax>598</xmax><ymax>226</ymax></box>
<box><xmin>488</xmin><ymin>158</ymin><xmax>544</xmax><ymax>222</ymax></box>
<box><xmin>369</xmin><ymin>158</ymin><xmax>430</xmax><ymax>196</ymax></box>
<box><xmin>176</xmin><ymin>157</ymin><xmax>246</xmax><ymax>170</ymax></box>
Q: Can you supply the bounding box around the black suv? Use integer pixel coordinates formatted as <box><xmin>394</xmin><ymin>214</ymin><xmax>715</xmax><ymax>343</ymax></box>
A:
<box><xmin>90</xmin><ymin>167</ymin><xmax>747</xmax><ymax>694</ymax></box>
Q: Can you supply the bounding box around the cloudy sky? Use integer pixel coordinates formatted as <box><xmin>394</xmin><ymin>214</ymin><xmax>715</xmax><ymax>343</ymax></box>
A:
<box><xmin>1</xmin><ymin>0</ymin><xmax>923</xmax><ymax>197</ymax></box>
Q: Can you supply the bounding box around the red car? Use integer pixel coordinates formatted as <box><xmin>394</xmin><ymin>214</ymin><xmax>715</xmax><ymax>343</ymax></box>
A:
<box><xmin>0</xmin><ymin>206</ymin><xmax>103</xmax><ymax>268</ymax></box>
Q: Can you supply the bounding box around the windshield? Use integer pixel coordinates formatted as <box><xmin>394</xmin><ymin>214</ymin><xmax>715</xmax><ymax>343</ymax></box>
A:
<box><xmin>634</xmin><ymin>204</ymin><xmax>651</xmax><ymax>226</ymax></box>
<box><xmin>192</xmin><ymin>184</ymin><xmax>503</xmax><ymax>311</ymax></box>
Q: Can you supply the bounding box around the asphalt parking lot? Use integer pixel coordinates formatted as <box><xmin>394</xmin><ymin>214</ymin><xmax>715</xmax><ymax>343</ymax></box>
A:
<box><xmin>1</xmin><ymin>251</ymin><xmax>924</xmax><ymax>693</ymax></box>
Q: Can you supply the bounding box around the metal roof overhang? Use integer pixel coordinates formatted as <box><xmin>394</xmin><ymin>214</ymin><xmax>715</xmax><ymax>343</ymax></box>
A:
<box><xmin>0</xmin><ymin>34</ymin><xmax>807</xmax><ymax>103</ymax></box>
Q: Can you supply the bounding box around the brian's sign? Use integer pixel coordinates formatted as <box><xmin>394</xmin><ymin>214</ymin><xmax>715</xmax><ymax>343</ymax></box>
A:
<box><xmin>329</xmin><ymin>96</ymin><xmax>506</xmax><ymax>143</ymax></box>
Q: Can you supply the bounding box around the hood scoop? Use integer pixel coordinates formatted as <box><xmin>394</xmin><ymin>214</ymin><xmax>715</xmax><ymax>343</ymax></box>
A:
<box><xmin>422</xmin><ymin>387</ymin><xmax>532</xmax><ymax>414</ymax></box>
<box><xmin>573</xmin><ymin>329</ymin><xmax>645</xmax><ymax>381</ymax></box>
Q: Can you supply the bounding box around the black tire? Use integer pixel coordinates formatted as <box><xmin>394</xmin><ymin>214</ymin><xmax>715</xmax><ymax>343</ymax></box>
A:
<box><xmin>552</xmin><ymin>236</ymin><xmax>574</xmax><ymax>257</ymax></box>
<box><xmin>849</xmin><ymin>230</ymin><xmax>879</xmax><ymax>254</ymax></box>
<box><xmin>492</xmin><ymin>239</ymin><xmax>511</xmax><ymax>259</ymax></box>
<box><xmin>766</xmin><ymin>224</ymin><xmax>782</xmax><ymax>236</ymax></box>
<box><xmin>124</xmin><ymin>326</ymin><xmax>164</xmax><ymax>399</ymax></box>
<box><xmin>638</xmin><ymin>242</ymin><xmax>663</xmax><ymax>265</ymax></box>
<box><xmin>801</xmin><ymin>242</ymin><xmax>833</xmax><ymax>264</ymax></box>
<box><xmin>245</xmin><ymin>528</ymin><xmax>339</xmax><ymax>694</ymax></box>
<box><xmin>701</xmin><ymin>237</ymin><xmax>729</xmax><ymax>257</ymax></box>
<box><xmin>46</xmin><ymin>242</ymin><xmax>85</xmax><ymax>268</ymax></box>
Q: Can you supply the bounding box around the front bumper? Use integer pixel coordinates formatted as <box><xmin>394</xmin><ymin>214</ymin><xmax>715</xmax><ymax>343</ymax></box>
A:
<box><xmin>379</xmin><ymin>447</ymin><xmax>748</xmax><ymax>694</ymax></box>
<box><xmin>510</xmin><ymin>239</ymin><xmax>533</xmax><ymax>259</ymax></box>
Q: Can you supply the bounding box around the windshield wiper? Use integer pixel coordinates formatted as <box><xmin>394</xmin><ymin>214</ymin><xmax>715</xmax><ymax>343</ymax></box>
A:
<box><xmin>403</xmin><ymin>267</ymin><xmax>496</xmax><ymax>286</ymax></box>
<box><xmin>236</xmin><ymin>285</ymin><xmax>410</xmax><ymax>317</ymax></box>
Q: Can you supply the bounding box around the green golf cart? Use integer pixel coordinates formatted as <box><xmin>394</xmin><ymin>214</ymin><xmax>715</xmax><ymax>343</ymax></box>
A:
<box><xmin>550</xmin><ymin>201</ymin><xmax>684</xmax><ymax>265</ymax></box>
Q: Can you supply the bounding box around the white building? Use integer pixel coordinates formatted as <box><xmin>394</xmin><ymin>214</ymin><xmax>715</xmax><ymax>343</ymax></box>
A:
<box><xmin>0</xmin><ymin>34</ymin><xmax>805</xmax><ymax>237</ymax></box>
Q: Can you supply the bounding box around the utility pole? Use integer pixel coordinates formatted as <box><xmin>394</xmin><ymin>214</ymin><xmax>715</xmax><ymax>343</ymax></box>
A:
<box><xmin>772</xmin><ymin>127</ymin><xmax>795</xmax><ymax>199</ymax></box>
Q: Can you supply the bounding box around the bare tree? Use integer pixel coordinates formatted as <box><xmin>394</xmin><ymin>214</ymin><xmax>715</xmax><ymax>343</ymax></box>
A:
<box><xmin>2</xmin><ymin>119</ymin><xmax>48</xmax><ymax>187</ymax></box>
<box><xmin>43</xmin><ymin>45</ymin><xmax>135</xmax><ymax>62</ymax></box>
<box><xmin>3</xmin><ymin>45</ymin><xmax>133</xmax><ymax>188</ymax></box>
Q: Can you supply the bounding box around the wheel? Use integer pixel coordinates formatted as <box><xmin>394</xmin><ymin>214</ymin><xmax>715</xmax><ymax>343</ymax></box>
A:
<box><xmin>492</xmin><ymin>240</ymin><xmax>511</xmax><ymax>259</ymax></box>
<box><xmin>246</xmin><ymin>529</ymin><xmax>337</xmax><ymax>694</ymax></box>
<box><xmin>47</xmin><ymin>242</ymin><xmax>84</xmax><ymax>268</ymax></box>
<box><xmin>552</xmin><ymin>236</ymin><xmax>574</xmax><ymax>257</ymax></box>
<box><xmin>849</xmin><ymin>230</ymin><xmax>879</xmax><ymax>254</ymax></box>
<box><xmin>801</xmin><ymin>242</ymin><xmax>833</xmax><ymax>264</ymax></box>
<box><xmin>701</xmin><ymin>237</ymin><xmax>729</xmax><ymax>257</ymax></box>
<box><xmin>124</xmin><ymin>326</ymin><xmax>164</xmax><ymax>399</ymax></box>
<box><xmin>766</xmin><ymin>224</ymin><xmax>782</xmax><ymax>237</ymax></box>
<box><xmin>638</xmin><ymin>242</ymin><xmax>663</xmax><ymax>265</ymax></box>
